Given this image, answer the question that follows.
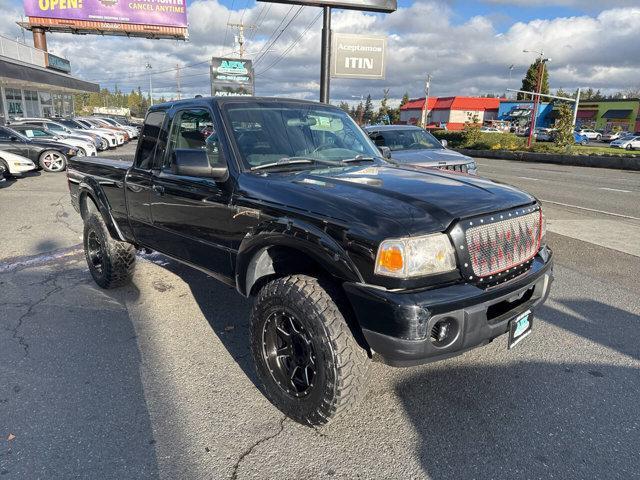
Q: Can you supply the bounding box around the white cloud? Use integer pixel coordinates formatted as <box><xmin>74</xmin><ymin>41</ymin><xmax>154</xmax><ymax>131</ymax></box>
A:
<box><xmin>2</xmin><ymin>0</ymin><xmax>639</xmax><ymax>102</ymax></box>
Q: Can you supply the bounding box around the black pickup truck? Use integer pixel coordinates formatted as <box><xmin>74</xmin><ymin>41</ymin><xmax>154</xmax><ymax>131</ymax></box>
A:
<box><xmin>67</xmin><ymin>97</ymin><xmax>553</xmax><ymax>426</ymax></box>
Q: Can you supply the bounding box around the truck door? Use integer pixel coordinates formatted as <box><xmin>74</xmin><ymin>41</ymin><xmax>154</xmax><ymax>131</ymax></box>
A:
<box><xmin>148</xmin><ymin>107</ymin><xmax>235</xmax><ymax>280</ymax></box>
<box><xmin>125</xmin><ymin>110</ymin><xmax>166</xmax><ymax>246</ymax></box>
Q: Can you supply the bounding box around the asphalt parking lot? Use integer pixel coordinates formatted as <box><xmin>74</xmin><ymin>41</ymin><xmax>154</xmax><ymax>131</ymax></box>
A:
<box><xmin>1</xmin><ymin>146</ymin><xmax>639</xmax><ymax>479</ymax></box>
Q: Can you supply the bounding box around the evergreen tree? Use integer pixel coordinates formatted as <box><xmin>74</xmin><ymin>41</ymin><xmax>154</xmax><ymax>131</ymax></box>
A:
<box><xmin>363</xmin><ymin>94</ymin><xmax>374</xmax><ymax>125</ymax></box>
<box><xmin>553</xmin><ymin>103</ymin><xmax>575</xmax><ymax>151</ymax></box>
<box><xmin>355</xmin><ymin>102</ymin><xmax>364</xmax><ymax>125</ymax></box>
<box><xmin>377</xmin><ymin>89</ymin><xmax>390</xmax><ymax>125</ymax></box>
<box><xmin>338</xmin><ymin>101</ymin><xmax>350</xmax><ymax>114</ymax></box>
<box><xmin>518</xmin><ymin>59</ymin><xmax>549</xmax><ymax>100</ymax></box>
<box><xmin>400</xmin><ymin>92</ymin><xmax>410</xmax><ymax>107</ymax></box>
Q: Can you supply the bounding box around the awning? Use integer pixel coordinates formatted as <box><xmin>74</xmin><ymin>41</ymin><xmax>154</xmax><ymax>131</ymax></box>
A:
<box><xmin>602</xmin><ymin>109</ymin><xmax>632</xmax><ymax>119</ymax></box>
<box><xmin>0</xmin><ymin>57</ymin><xmax>98</xmax><ymax>93</ymax></box>
<box><xmin>577</xmin><ymin>110</ymin><xmax>597</xmax><ymax>119</ymax></box>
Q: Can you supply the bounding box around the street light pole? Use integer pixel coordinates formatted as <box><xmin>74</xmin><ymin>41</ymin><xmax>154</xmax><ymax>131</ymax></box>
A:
<box><xmin>145</xmin><ymin>62</ymin><xmax>153</xmax><ymax>106</ymax></box>
<box><xmin>319</xmin><ymin>7</ymin><xmax>331</xmax><ymax>104</ymax></box>
<box><xmin>523</xmin><ymin>50</ymin><xmax>549</xmax><ymax>148</ymax></box>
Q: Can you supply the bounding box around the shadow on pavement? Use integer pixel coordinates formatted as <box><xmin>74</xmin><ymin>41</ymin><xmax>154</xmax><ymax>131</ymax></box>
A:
<box><xmin>397</xmin><ymin>360</ymin><xmax>639</xmax><ymax>479</ymax></box>
<box><xmin>540</xmin><ymin>298</ymin><xmax>640</xmax><ymax>361</ymax></box>
<box><xmin>0</xmin><ymin>265</ymin><xmax>159</xmax><ymax>479</ymax></box>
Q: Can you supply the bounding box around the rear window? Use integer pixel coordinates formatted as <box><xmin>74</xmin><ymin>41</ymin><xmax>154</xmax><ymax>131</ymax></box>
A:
<box><xmin>135</xmin><ymin>111</ymin><xmax>166</xmax><ymax>170</ymax></box>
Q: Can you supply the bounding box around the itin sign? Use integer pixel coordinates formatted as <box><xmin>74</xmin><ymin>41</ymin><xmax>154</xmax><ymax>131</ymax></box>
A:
<box><xmin>330</xmin><ymin>33</ymin><xmax>386</xmax><ymax>79</ymax></box>
<box><xmin>210</xmin><ymin>58</ymin><xmax>254</xmax><ymax>97</ymax></box>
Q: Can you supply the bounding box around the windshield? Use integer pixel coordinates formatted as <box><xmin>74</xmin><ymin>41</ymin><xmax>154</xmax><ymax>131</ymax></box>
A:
<box><xmin>222</xmin><ymin>101</ymin><xmax>381</xmax><ymax>170</ymax></box>
<box><xmin>369</xmin><ymin>128</ymin><xmax>443</xmax><ymax>151</ymax></box>
<box><xmin>5</xmin><ymin>127</ymin><xmax>30</xmax><ymax>142</ymax></box>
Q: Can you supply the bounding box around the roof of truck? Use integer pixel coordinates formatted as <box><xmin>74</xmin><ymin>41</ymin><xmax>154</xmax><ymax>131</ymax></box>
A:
<box><xmin>149</xmin><ymin>96</ymin><xmax>333</xmax><ymax>112</ymax></box>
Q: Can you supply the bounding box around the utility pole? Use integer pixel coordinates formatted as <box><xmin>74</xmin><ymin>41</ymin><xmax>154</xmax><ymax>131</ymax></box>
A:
<box><xmin>319</xmin><ymin>6</ymin><xmax>331</xmax><ymax>103</ymax></box>
<box><xmin>522</xmin><ymin>49</ymin><xmax>550</xmax><ymax>148</ymax></box>
<box><xmin>420</xmin><ymin>74</ymin><xmax>432</xmax><ymax>128</ymax></box>
<box><xmin>176</xmin><ymin>64</ymin><xmax>181</xmax><ymax>100</ymax></box>
<box><xmin>572</xmin><ymin>87</ymin><xmax>581</xmax><ymax>128</ymax></box>
<box><xmin>145</xmin><ymin>62</ymin><xmax>153</xmax><ymax>106</ymax></box>
<box><xmin>228</xmin><ymin>22</ymin><xmax>255</xmax><ymax>58</ymax></box>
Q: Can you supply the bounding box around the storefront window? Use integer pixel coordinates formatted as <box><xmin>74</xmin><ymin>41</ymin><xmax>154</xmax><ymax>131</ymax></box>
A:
<box><xmin>0</xmin><ymin>91</ymin><xmax>5</xmax><ymax>124</ymax></box>
<box><xmin>39</xmin><ymin>91</ymin><xmax>53</xmax><ymax>118</ymax></box>
<box><xmin>5</xmin><ymin>88</ymin><xmax>24</xmax><ymax>118</ymax></box>
<box><xmin>62</xmin><ymin>94</ymin><xmax>73</xmax><ymax>117</ymax></box>
<box><xmin>53</xmin><ymin>94</ymin><xmax>63</xmax><ymax>117</ymax></box>
<box><xmin>24</xmin><ymin>90</ymin><xmax>40</xmax><ymax>117</ymax></box>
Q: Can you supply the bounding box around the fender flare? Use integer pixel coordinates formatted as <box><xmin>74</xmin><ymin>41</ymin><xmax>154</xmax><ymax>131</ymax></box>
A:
<box><xmin>77</xmin><ymin>178</ymin><xmax>126</xmax><ymax>242</ymax></box>
<box><xmin>235</xmin><ymin>218</ymin><xmax>363</xmax><ymax>297</ymax></box>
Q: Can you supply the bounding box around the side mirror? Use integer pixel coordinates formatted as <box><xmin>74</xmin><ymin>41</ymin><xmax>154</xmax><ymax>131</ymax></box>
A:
<box><xmin>378</xmin><ymin>145</ymin><xmax>392</xmax><ymax>160</ymax></box>
<box><xmin>171</xmin><ymin>148</ymin><xmax>227</xmax><ymax>180</ymax></box>
<box><xmin>440</xmin><ymin>139</ymin><xmax>448</xmax><ymax>148</ymax></box>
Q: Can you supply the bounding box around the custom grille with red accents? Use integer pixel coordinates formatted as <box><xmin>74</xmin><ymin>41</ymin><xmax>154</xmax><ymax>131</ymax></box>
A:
<box><xmin>465</xmin><ymin>209</ymin><xmax>542</xmax><ymax>278</ymax></box>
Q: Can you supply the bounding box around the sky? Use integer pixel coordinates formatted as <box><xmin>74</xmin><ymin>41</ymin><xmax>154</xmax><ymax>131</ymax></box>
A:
<box><xmin>1</xmin><ymin>0</ymin><xmax>639</xmax><ymax>104</ymax></box>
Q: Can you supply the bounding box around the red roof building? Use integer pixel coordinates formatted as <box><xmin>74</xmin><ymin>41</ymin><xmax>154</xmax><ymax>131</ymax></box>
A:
<box><xmin>399</xmin><ymin>96</ymin><xmax>501</xmax><ymax>130</ymax></box>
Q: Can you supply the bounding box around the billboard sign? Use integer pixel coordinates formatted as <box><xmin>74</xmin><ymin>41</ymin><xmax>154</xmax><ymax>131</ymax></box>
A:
<box><xmin>257</xmin><ymin>0</ymin><xmax>396</xmax><ymax>13</ymax></box>
<box><xmin>331</xmin><ymin>33</ymin><xmax>386</xmax><ymax>79</ymax></box>
<box><xmin>23</xmin><ymin>0</ymin><xmax>188</xmax><ymax>28</ymax></box>
<box><xmin>210</xmin><ymin>58</ymin><xmax>254</xmax><ymax>97</ymax></box>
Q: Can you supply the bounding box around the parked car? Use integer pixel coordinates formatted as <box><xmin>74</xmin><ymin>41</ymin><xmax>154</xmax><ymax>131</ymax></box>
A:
<box><xmin>76</xmin><ymin>118</ymin><xmax>126</xmax><ymax>145</ymax></box>
<box><xmin>11</xmin><ymin>118</ymin><xmax>101</xmax><ymax>150</ymax></box>
<box><xmin>534</xmin><ymin>128</ymin><xmax>554</xmax><ymax>142</ymax></box>
<box><xmin>71</xmin><ymin>118</ymin><xmax>123</xmax><ymax>147</ymax></box>
<box><xmin>0</xmin><ymin>126</ymin><xmax>76</xmax><ymax>172</ymax></box>
<box><xmin>575</xmin><ymin>128</ymin><xmax>601</xmax><ymax>141</ymax></box>
<box><xmin>610</xmin><ymin>135</ymin><xmax>640</xmax><ymax>150</ymax></box>
<box><xmin>601</xmin><ymin>131</ymin><xmax>628</xmax><ymax>142</ymax></box>
<box><xmin>95</xmin><ymin>117</ymin><xmax>138</xmax><ymax>139</ymax></box>
<box><xmin>59</xmin><ymin>119</ymin><xmax>117</xmax><ymax>150</ymax></box>
<box><xmin>0</xmin><ymin>149</ymin><xmax>37</xmax><ymax>178</ymax></box>
<box><xmin>9</xmin><ymin>124</ymin><xmax>97</xmax><ymax>156</ymax></box>
<box><xmin>80</xmin><ymin>117</ymin><xmax>130</xmax><ymax>142</ymax></box>
<box><xmin>574</xmin><ymin>132</ymin><xmax>589</xmax><ymax>145</ymax></box>
<box><xmin>480</xmin><ymin>126</ymin><xmax>503</xmax><ymax>133</ymax></box>
<box><xmin>68</xmin><ymin>97</ymin><xmax>553</xmax><ymax>426</ymax></box>
<box><xmin>364</xmin><ymin>125</ymin><xmax>477</xmax><ymax>174</ymax></box>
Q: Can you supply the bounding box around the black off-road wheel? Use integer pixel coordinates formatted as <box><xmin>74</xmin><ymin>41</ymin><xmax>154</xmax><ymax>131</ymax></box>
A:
<box><xmin>251</xmin><ymin>275</ymin><xmax>369</xmax><ymax>426</ymax></box>
<box><xmin>83</xmin><ymin>213</ymin><xmax>136</xmax><ymax>289</ymax></box>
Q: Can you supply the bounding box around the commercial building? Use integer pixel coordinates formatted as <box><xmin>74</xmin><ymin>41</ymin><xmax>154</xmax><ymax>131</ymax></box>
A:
<box><xmin>576</xmin><ymin>99</ymin><xmax>640</xmax><ymax>133</ymax></box>
<box><xmin>0</xmin><ymin>34</ymin><xmax>98</xmax><ymax>124</ymax></box>
<box><xmin>399</xmin><ymin>96</ymin><xmax>500</xmax><ymax>130</ymax></box>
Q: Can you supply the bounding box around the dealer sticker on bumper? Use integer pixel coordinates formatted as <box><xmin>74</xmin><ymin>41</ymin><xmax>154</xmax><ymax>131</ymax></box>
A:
<box><xmin>508</xmin><ymin>310</ymin><xmax>532</xmax><ymax>349</ymax></box>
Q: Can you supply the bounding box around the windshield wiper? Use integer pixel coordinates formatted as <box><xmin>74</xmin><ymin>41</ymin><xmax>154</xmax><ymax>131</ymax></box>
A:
<box><xmin>251</xmin><ymin>157</ymin><xmax>339</xmax><ymax>171</ymax></box>
<box><xmin>341</xmin><ymin>155</ymin><xmax>376</xmax><ymax>164</ymax></box>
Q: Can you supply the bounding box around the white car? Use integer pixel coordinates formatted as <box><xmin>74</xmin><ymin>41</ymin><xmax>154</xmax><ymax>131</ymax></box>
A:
<box><xmin>0</xmin><ymin>150</ymin><xmax>37</xmax><ymax>177</ymax></box>
<box><xmin>575</xmin><ymin>128</ymin><xmax>602</xmax><ymax>141</ymax></box>
<box><xmin>602</xmin><ymin>131</ymin><xmax>628</xmax><ymax>142</ymax></box>
<box><xmin>534</xmin><ymin>128</ymin><xmax>554</xmax><ymax>142</ymax></box>
<box><xmin>59</xmin><ymin>119</ymin><xmax>118</xmax><ymax>149</ymax></box>
<box><xmin>610</xmin><ymin>136</ymin><xmax>640</xmax><ymax>150</ymax></box>
<box><xmin>480</xmin><ymin>126</ymin><xmax>503</xmax><ymax>133</ymax></box>
<box><xmin>77</xmin><ymin>118</ymin><xmax>126</xmax><ymax>145</ymax></box>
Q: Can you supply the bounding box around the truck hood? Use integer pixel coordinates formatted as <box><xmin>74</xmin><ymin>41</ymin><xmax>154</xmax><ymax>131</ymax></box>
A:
<box><xmin>241</xmin><ymin>163</ymin><xmax>535</xmax><ymax>240</ymax></box>
<box><xmin>390</xmin><ymin>148</ymin><xmax>473</xmax><ymax>165</ymax></box>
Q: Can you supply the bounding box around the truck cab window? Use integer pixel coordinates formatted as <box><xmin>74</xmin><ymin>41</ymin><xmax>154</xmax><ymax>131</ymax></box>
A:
<box><xmin>135</xmin><ymin>111</ymin><xmax>166</xmax><ymax>170</ymax></box>
<box><xmin>165</xmin><ymin>109</ymin><xmax>223</xmax><ymax>169</ymax></box>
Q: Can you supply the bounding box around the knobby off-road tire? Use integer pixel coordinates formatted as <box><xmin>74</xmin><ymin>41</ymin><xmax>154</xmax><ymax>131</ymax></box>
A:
<box><xmin>83</xmin><ymin>213</ymin><xmax>136</xmax><ymax>289</ymax></box>
<box><xmin>251</xmin><ymin>275</ymin><xmax>369</xmax><ymax>426</ymax></box>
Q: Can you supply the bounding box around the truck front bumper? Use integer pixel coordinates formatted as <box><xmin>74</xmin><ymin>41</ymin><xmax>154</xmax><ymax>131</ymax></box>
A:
<box><xmin>343</xmin><ymin>247</ymin><xmax>553</xmax><ymax>367</ymax></box>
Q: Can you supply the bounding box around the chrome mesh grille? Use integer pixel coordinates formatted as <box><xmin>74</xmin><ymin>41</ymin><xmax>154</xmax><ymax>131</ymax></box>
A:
<box><xmin>437</xmin><ymin>164</ymin><xmax>468</xmax><ymax>173</ymax></box>
<box><xmin>465</xmin><ymin>210</ymin><xmax>541</xmax><ymax>278</ymax></box>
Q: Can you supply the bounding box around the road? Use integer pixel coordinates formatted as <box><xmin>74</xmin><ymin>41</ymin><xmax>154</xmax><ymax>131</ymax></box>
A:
<box><xmin>1</xmin><ymin>151</ymin><xmax>639</xmax><ymax>479</ymax></box>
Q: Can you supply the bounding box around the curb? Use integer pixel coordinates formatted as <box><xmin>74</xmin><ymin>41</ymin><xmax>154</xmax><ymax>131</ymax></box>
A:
<box><xmin>454</xmin><ymin>149</ymin><xmax>640</xmax><ymax>171</ymax></box>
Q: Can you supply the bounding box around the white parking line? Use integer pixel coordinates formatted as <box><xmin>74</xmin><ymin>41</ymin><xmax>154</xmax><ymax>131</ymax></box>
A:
<box><xmin>598</xmin><ymin>187</ymin><xmax>632</xmax><ymax>193</ymax></box>
<box><xmin>540</xmin><ymin>199</ymin><xmax>640</xmax><ymax>221</ymax></box>
<box><xmin>517</xmin><ymin>176</ymin><xmax>539</xmax><ymax>181</ymax></box>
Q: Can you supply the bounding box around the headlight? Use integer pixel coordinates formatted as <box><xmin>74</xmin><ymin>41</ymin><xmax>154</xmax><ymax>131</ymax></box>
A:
<box><xmin>375</xmin><ymin>233</ymin><xmax>457</xmax><ymax>278</ymax></box>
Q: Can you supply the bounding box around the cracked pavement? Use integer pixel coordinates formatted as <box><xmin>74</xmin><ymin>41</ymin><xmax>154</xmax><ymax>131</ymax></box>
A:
<box><xmin>1</xmin><ymin>155</ymin><xmax>639</xmax><ymax>479</ymax></box>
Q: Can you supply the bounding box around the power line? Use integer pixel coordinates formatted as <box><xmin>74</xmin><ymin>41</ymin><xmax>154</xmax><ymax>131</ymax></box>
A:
<box><xmin>256</xmin><ymin>10</ymin><xmax>321</xmax><ymax>75</ymax></box>
<box><xmin>252</xmin><ymin>5</ymin><xmax>296</xmax><ymax>63</ymax></box>
<box><xmin>222</xmin><ymin>0</ymin><xmax>236</xmax><ymax>52</ymax></box>
<box><xmin>254</xmin><ymin>6</ymin><xmax>304</xmax><ymax>66</ymax></box>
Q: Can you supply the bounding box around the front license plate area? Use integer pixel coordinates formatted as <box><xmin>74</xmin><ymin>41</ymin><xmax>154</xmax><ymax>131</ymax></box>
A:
<box><xmin>508</xmin><ymin>310</ymin><xmax>532</xmax><ymax>349</ymax></box>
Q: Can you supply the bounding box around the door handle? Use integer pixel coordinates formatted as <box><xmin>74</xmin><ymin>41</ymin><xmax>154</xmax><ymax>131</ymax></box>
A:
<box><xmin>152</xmin><ymin>185</ymin><xmax>165</xmax><ymax>195</ymax></box>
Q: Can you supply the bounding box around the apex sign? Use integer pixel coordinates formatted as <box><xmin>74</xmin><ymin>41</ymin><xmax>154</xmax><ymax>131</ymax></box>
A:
<box><xmin>330</xmin><ymin>33</ymin><xmax>386</xmax><ymax>79</ymax></box>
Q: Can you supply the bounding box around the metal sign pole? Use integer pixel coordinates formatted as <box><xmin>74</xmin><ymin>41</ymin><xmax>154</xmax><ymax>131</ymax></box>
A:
<box><xmin>319</xmin><ymin>6</ymin><xmax>331</xmax><ymax>103</ymax></box>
